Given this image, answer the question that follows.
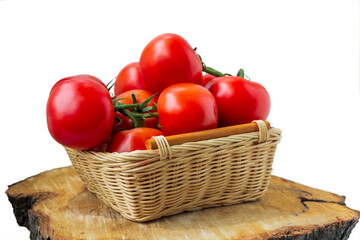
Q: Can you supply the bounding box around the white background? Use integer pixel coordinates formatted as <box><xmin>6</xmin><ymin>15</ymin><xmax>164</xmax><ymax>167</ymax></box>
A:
<box><xmin>1</xmin><ymin>0</ymin><xmax>359</xmax><ymax>239</ymax></box>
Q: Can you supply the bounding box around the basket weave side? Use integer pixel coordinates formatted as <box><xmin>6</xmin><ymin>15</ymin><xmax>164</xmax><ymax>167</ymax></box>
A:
<box><xmin>65</xmin><ymin>127</ymin><xmax>281</xmax><ymax>222</ymax></box>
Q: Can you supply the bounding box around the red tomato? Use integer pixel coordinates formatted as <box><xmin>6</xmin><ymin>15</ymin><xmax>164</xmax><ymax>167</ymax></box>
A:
<box><xmin>158</xmin><ymin>83</ymin><xmax>218</xmax><ymax>135</ymax></box>
<box><xmin>205</xmin><ymin>76</ymin><xmax>270</xmax><ymax>126</ymax></box>
<box><xmin>201</xmin><ymin>74</ymin><xmax>217</xmax><ymax>87</ymax></box>
<box><xmin>112</xmin><ymin>111</ymin><xmax>133</xmax><ymax>133</ymax></box>
<box><xmin>50</xmin><ymin>74</ymin><xmax>105</xmax><ymax>93</ymax></box>
<box><xmin>106</xmin><ymin>128</ymin><xmax>164</xmax><ymax>153</ymax></box>
<box><xmin>114</xmin><ymin>89</ymin><xmax>159</xmax><ymax>129</ymax></box>
<box><xmin>139</xmin><ymin>33</ymin><xmax>202</xmax><ymax>93</ymax></box>
<box><xmin>47</xmin><ymin>79</ymin><xmax>114</xmax><ymax>150</ymax></box>
<box><xmin>114</xmin><ymin>62</ymin><xmax>148</xmax><ymax>96</ymax></box>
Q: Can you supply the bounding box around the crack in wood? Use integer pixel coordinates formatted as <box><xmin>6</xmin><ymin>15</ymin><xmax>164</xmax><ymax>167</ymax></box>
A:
<box><xmin>294</xmin><ymin>197</ymin><xmax>347</xmax><ymax>217</ymax></box>
<box><xmin>299</xmin><ymin>197</ymin><xmax>346</xmax><ymax>209</ymax></box>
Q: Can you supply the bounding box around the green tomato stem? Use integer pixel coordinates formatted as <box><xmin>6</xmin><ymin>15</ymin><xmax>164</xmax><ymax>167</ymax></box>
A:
<box><xmin>131</xmin><ymin>112</ymin><xmax>158</xmax><ymax>119</ymax></box>
<box><xmin>198</xmin><ymin>54</ymin><xmax>226</xmax><ymax>77</ymax></box>
<box><xmin>114</xmin><ymin>103</ymin><xmax>140</xmax><ymax>110</ymax></box>
<box><xmin>237</xmin><ymin>68</ymin><xmax>245</xmax><ymax>78</ymax></box>
<box><xmin>198</xmin><ymin>52</ymin><xmax>249</xmax><ymax>80</ymax></box>
<box><xmin>203</xmin><ymin>66</ymin><xmax>226</xmax><ymax>77</ymax></box>
<box><xmin>106</xmin><ymin>78</ymin><xmax>116</xmax><ymax>91</ymax></box>
<box><xmin>134</xmin><ymin>118</ymin><xmax>145</xmax><ymax>128</ymax></box>
<box><xmin>120</xmin><ymin>109</ymin><xmax>139</xmax><ymax>128</ymax></box>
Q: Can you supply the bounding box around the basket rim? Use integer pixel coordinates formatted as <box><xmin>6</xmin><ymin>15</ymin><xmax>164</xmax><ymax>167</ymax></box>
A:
<box><xmin>64</xmin><ymin>127</ymin><xmax>281</xmax><ymax>162</ymax></box>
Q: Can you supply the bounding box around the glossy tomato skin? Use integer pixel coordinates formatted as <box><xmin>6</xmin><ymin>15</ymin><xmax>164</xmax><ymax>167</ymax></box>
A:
<box><xmin>158</xmin><ymin>83</ymin><xmax>218</xmax><ymax>135</ymax></box>
<box><xmin>139</xmin><ymin>33</ymin><xmax>203</xmax><ymax>93</ymax></box>
<box><xmin>106</xmin><ymin>128</ymin><xmax>164</xmax><ymax>153</ymax></box>
<box><xmin>201</xmin><ymin>74</ymin><xmax>217</xmax><ymax>87</ymax></box>
<box><xmin>47</xmin><ymin>79</ymin><xmax>114</xmax><ymax>150</ymax></box>
<box><xmin>205</xmin><ymin>76</ymin><xmax>270</xmax><ymax>127</ymax></box>
<box><xmin>50</xmin><ymin>74</ymin><xmax>105</xmax><ymax>93</ymax></box>
<box><xmin>114</xmin><ymin>62</ymin><xmax>148</xmax><ymax>96</ymax></box>
<box><xmin>114</xmin><ymin>89</ymin><xmax>159</xmax><ymax>129</ymax></box>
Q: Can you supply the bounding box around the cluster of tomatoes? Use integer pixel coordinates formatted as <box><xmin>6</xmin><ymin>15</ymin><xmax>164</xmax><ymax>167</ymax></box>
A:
<box><xmin>46</xmin><ymin>33</ymin><xmax>270</xmax><ymax>153</ymax></box>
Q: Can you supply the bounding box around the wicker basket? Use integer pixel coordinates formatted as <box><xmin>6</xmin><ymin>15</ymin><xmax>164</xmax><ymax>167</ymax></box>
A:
<box><xmin>65</xmin><ymin>120</ymin><xmax>281</xmax><ymax>222</ymax></box>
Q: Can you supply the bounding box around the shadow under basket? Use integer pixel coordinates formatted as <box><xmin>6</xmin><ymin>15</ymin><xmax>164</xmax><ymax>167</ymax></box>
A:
<box><xmin>65</xmin><ymin>120</ymin><xmax>282</xmax><ymax>222</ymax></box>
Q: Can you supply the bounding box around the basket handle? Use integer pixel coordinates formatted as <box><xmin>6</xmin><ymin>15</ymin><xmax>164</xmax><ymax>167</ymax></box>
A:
<box><xmin>252</xmin><ymin>120</ymin><xmax>270</xmax><ymax>143</ymax></box>
<box><xmin>151</xmin><ymin>135</ymin><xmax>173</xmax><ymax>160</ymax></box>
<box><xmin>146</xmin><ymin>120</ymin><xmax>270</xmax><ymax>150</ymax></box>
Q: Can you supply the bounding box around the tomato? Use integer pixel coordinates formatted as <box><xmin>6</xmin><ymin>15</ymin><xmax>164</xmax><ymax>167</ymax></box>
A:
<box><xmin>201</xmin><ymin>74</ymin><xmax>217</xmax><ymax>87</ymax></box>
<box><xmin>47</xmin><ymin>78</ymin><xmax>114</xmax><ymax>150</ymax></box>
<box><xmin>114</xmin><ymin>89</ymin><xmax>159</xmax><ymax>129</ymax></box>
<box><xmin>112</xmin><ymin>111</ymin><xmax>133</xmax><ymax>133</ymax></box>
<box><xmin>139</xmin><ymin>33</ymin><xmax>203</xmax><ymax>93</ymax></box>
<box><xmin>106</xmin><ymin>128</ymin><xmax>164</xmax><ymax>153</ymax></box>
<box><xmin>157</xmin><ymin>83</ymin><xmax>218</xmax><ymax>135</ymax></box>
<box><xmin>114</xmin><ymin>62</ymin><xmax>148</xmax><ymax>96</ymax></box>
<box><xmin>205</xmin><ymin>76</ymin><xmax>270</xmax><ymax>127</ymax></box>
<box><xmin>50</xmin><ymin>74</ymin><xmax>105</xmax><ymax>93</ymax></box>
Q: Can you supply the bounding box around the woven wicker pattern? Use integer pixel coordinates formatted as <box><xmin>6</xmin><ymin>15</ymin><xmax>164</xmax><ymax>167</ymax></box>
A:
<box><xmin>65</xmin><ymin>121</ymin><xmax>281</xmax><ymax>222</ymax></box>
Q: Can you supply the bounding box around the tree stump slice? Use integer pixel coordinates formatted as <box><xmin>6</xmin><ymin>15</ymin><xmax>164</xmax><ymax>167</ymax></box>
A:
<box><xmin>6</xmin><ymin>166</ymin><xmax>359</xmax><ymax>240</ymax></box>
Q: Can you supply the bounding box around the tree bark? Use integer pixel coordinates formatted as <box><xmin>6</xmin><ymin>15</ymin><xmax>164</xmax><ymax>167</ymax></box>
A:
<box><xmin>6</xmin><ymin>166</ymin><xmax>360</xmax><ymax>240</ymax></box>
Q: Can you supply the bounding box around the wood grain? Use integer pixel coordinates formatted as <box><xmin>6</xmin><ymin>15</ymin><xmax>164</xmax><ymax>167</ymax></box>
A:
<box><xmin>6</xmin><ymin>166</ymin><xmax>360</xmax><ymax>240</ymax></box>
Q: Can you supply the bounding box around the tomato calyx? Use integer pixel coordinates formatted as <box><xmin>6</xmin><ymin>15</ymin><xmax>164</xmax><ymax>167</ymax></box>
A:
<box><xmin>113</xmin><ymin>93</ymin><xmax>158</xmax><ymax>129</ymax></box>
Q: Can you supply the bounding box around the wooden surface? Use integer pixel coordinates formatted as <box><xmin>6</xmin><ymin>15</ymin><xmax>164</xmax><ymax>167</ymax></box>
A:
<box><xmin>6</xmin><ymin>166</ymin><xmax>360</xmax><ymax>240</ymax></box>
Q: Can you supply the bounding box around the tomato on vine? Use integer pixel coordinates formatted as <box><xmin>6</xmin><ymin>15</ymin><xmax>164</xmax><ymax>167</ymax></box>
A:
<box><xmin>106</xmin><ymin>128</ymin><xmax>164</xmax><ymax>153</ymax></box>
<box><xmin>47</xmin><ymin>78</ymin><xmax>114</xmax><ymax>150</ymax></box>
<box><xmin>139</xmin><ymin>33</ymin><xmax>202</xmax><ymax>93</ymax></box>
<box><xmin>114</xmin><ymin>62</ymin><xmax>148</xmax><ymax>96</ymax></box>
<box><xmin>205</xmin><ymin>70</ymin><xmax>270</xmax><ymax>126</ymax></box>
<box><xmin>50</xmin><ymin>74</ymin><xmax>105</xmax><ymax>93</ymax></box>
<box><xmin>201</xmin><ymin>73</ymin><xmax>217</xmax><ymax>87</ymax></box>
<box><xmin>157</xmin><ymin>83</ymin><xmax>218</xmax><ymax>135</ymax></box>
